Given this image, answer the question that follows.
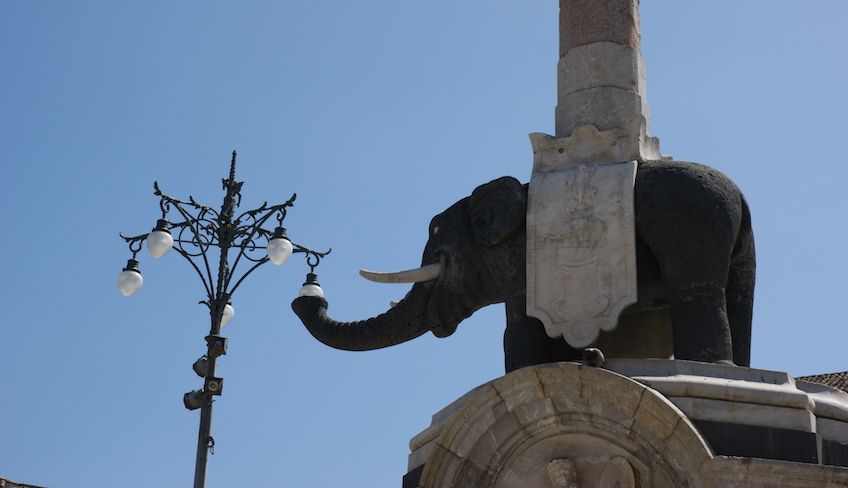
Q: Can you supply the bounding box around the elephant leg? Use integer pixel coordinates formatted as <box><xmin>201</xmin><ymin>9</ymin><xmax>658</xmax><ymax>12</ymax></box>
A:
<box><xmin>726</xmin><ymin>259</ymin><xmax>754</xmax><ymax>367</ymax></box>
<box><xmin>640</xmin><ymin>228</ymin><xmax>737</xmax><ymax>364</ymax></box>
<box><xmin>665</xmin><ymin>283</ymin><xmax>734</xmax><ymax>363</ymax></box>
<box><xmin>726</xmin><ymin>199</ymin><xmax>755</xmax><ymax>367</ymax></box>
<box><xmin>504</xmin><ymin>299</ymin><xmax>582</xmax><ymax>373</ymax></box>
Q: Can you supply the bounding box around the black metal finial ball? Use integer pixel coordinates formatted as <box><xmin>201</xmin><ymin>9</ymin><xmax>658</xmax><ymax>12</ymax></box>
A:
<box><xmin>583</xmin><ymin>348</ymin><xmax>606</xmax><ymax>367</ymax></box>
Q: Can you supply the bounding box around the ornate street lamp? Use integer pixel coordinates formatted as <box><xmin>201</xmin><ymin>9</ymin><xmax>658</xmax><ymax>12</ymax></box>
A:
<box><xmin>118</xmin><ymin>151</ymin><xmax>329</xmax><ymax>488</ymax></box>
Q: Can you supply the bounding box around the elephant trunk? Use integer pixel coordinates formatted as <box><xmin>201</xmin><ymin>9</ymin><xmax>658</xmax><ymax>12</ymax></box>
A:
<box><xmin>291</xmin><ymin>286</ymin><xmax>431</xmax><ymax>351</ymax></box>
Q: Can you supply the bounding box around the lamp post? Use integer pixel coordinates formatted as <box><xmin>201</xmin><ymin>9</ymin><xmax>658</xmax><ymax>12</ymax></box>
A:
<box><xmin>119</xmin><ymin>151</ymin><xmax>329</xmax><ymax>488</ymax></box>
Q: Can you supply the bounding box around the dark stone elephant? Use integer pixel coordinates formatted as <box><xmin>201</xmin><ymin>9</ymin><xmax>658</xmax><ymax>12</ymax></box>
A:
<box><xmin>292</xmin><ymin>160</ymin><xmax>755</xmax><ymax>373</ymax></box>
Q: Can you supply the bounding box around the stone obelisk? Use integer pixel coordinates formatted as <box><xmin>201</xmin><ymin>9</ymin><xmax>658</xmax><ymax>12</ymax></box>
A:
<box><xmin>526</xmin><ymin>0</ymin><xmax>664</xmax><ymax>348</ymax></box>
<box><xmin>553</xmin><ymin>0</ymin><xmax>661</xmax><ymax>162</ymax></box>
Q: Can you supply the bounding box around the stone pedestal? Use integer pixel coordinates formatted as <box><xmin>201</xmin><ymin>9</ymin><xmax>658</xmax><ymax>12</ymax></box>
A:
<box><xmin>403</xmin><ymin>361</ymin><xmax>848</xmax><ymax>487</ymax></box>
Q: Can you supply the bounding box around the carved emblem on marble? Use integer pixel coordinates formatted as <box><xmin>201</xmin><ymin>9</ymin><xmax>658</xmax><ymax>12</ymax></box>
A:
<box><xmin>548</xmin><ymin>457</ymin><xmax>637</xmax><ymax>488</ymax></box>
<box><xmin>527</xmin><ymin>159</ymin><xmax>637</xmax><ymax>348</ymax></box>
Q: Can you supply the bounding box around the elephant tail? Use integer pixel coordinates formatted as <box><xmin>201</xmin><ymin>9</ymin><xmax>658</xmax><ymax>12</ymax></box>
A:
<box><xmin>727</xmin><ymin>194</ymin><xmax>756</xmax><ymax>367</ymax></box>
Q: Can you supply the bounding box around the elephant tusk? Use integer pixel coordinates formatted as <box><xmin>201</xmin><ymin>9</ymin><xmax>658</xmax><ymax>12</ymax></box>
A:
<box><xmin>359</xmin><ymin>261</ymin><xmax>443</xmax><ymax>284</ymax></box>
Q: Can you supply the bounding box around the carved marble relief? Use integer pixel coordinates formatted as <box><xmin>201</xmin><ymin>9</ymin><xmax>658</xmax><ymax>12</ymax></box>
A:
<box><xmin>547</xmin><ymin>459</ymin><xmax>580</xmax><ymax>488</ymax></box>
<box><xmin>548</xmin><ymin>457</ymin><xmax>637</xmax><ymax>488</ymax></box>
<box><xmin>527</xmin><ymin>161</ymin><xmax>637</xmax><ymax>348</ymax></box>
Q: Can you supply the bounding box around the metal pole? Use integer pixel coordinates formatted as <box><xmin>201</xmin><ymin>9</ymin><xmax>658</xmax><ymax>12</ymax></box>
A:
<box><xmin>193</xmin><ymin>154</ymin><xmax>238</xmax><ymax>488</ymax></box>
<box><xmin>193</xmin><ymin>395</ymin><xmax>213</xmax><ymax>488</ymax></box>
<box><xmin>193</xmin><ymin>296</ymin><xmax>225</xmax><ymax>488</ymax></box>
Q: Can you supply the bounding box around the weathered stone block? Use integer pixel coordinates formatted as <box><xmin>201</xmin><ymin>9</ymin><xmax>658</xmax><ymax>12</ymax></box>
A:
<box><xmin>450</xmin><ymin>400</ymin><xmax>504</xmax><ymax>459</ymax></box>
<box><xmin>822</xmin><ymin>439</ymin><xmax>848</xmax><ymax>467</ymax></box>
<box><xmin>512</xmin><ymin>398</ymin><xmax>560</xmax><ymax>432</ymax></box>
<box><xmin>452</xmin><ymin>458</ymin><xmax>489</xmax><ymax>488</ymax></box>
<box><xmin>797</xmin><ymin>380</ymin><xmax>848</xmax><ymax>423</ymax></box>
<box><xmin>819</xmin><ymin>417</ymin><xmax>848</xmax><ymax>444</ymax></box>
<box><xmin>466</xmin><ymin>412</ymin><xmax>526</xmax><ymax>471</ymax></box>
<box><xmin>659</xmin><ymin>418</ymin><xmax>714</xmax><ymax>483</ymax></box>
<box><xmin>408</xmin><ymin>436</ymin><xmax>439</xmax><ymax>473</ymax></box>
<box><xmin>695</xmin><ymin>419</ymin><xmax>821</xmax><ymax>465</ymax></box>
<box><xmin>629</xmin><ymin>388</ymin><xmax>679</xmax><ymax>441</ymax></box>
<box><xmin>491</xmin><ymin>365</ymin><xmax>546</xmax><ymax>412</ymax></box>
<box><xmin>530</xmin><ymin>128</ymin><xmax>661</xmax><ymax>168</ymax></box>
<box><xmin>670</xmin><ymin>396</ymin><xmax>816</xmax><ymax>432</ymax></box>
<box><xmin>702</xmin><ymin>456</ymin><xmax>848</xmax><ymax>487</ymax></box>
<box><xmin>558</xmin><ymin>42</ymin><xmax>645</xmax><ymax>98</ymax></box>
<box><xmin>559</xmin><ymin>0</ymin><xmax>640</xmax><ymax>54</ymax></box>
<box><xmin>420</xmin><ymin>445</ymin><xmax>463</xmax><ymax>488</ymax></box>
<box><xmin>578</xmin><ymin>366</ymin><xmax>643</xmax><ymax>425</ymax></box>
<box><xmin>534</xmin><ymin>363</ymin><xmax>583</xmax><ymax>396</ymax></box>
<box><xmin>556</xmin><ymin>85</ymin><xmax>647</xmax><ymax>136</ymax></box>
<box><xmin>434</xmin><ymin>384</ymin><xmax>503</xmax><ymax>459</ymax></box>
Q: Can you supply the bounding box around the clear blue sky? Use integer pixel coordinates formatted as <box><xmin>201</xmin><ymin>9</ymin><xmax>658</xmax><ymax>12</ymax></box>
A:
<box><xmin>1</xmin><ymin>1</ymin><xmax>846</xmax><ymax>486</ymax></box>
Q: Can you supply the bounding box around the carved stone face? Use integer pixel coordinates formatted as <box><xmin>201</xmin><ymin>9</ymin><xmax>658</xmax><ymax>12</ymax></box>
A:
<box><xmin>546</xmin><ymin>456</ymin><xmax>638</xmax><ymax>488</ymax></box>
<box><xmin>547</xmin><ymin>459</ymin><xmax>580</xmax><ymax>488</ymax></box>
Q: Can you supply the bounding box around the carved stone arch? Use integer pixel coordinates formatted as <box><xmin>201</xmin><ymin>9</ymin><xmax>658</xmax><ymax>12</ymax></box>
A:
<box><xmin>418</xmin><ymin>363</ymin><xmax>713</xmax><ymax>488</ymax></box>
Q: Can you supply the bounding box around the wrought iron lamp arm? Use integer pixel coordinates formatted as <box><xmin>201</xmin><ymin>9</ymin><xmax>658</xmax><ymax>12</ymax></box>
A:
<box><xmin>226</xmin><ymin>257</ymin><xmax>270</xmax><ymax>296</ymax></box>
<box><xmin>226</xmin><ymin>245</ymin><xmax>331</xmax><ymax>297</ymax></box>
<box><xmin>230</xmin><ymin>192</ymin><xmax>296</xmax><ymax>231</ymax></box>
<box><xmin>224</xmin><ymin>202</ymin><xmax>294</xmax><ymax>290</ymax></box>
<box><xmin>119</xmin><ymin>229</ymin><xmax>215</xmax><ymax>299</ymax></box>
<box><xmin>170</xmin><ymin>246</ymin><xmax>216</xmax><ymax>300</ymax></box>
<box><xmin>159</xmin><ymin>195</ymin><xmax>218</xmax><ymax>292</ymax></box>
<box><xmin>154</xmin><ymin>181</ymin><xmax>220</xmax><ymax>221</ymax></box>
<box><xmin>119</xmin><ymin>232</ymin><xmax>148</xmax><ymax>259</ymax></box>
<box><xmin>294</xmin><ymin>245</ymin><xmax>332</xmax><ymax>273</ymax></box>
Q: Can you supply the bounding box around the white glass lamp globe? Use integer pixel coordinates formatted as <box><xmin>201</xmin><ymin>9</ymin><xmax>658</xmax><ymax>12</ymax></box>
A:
<box><xmin>298</xmin><ymin>273</ymin><xmax>324</xmax><ymax>298</ymax></box>
<box><xmin>117</xmin><ymin>260</ymin><xmax>143</xmax><ymax>297</ymax></box>
<box><xmin>147</xmin><ymin>220</ymin><xmax>174</xmax><ymax>259</ymax></box>
<box><xmin>298</xmin><ymin>283</ymin><xmax>324</xmax><ymax>298</ymax></box>
<box><xmin>267</xmin><ymin>237</ymin><xmax>293</xmax><ymax>265</ymax></box>
<box><xmin>220</xmin><ymin>303</ymin><xmax>235</xmax><ymax>328</ymax></box>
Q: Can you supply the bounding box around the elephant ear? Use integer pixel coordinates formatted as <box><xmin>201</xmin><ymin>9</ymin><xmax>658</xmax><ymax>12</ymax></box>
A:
<box><xmin>469</xmin><ymin>176</ymin><xmax>526</xmax><ymax>246</ymax></box>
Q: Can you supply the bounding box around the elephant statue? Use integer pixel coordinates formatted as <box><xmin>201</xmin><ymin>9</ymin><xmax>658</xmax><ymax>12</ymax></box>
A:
<box><xmin>292</xmin><ymin>160</ymin><xmax>755</xmax><ymax>373</ymax></box>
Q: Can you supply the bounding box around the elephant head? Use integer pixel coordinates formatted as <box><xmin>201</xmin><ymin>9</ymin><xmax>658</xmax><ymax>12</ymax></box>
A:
<box><xmin>291</xmin><ymin>177</ymin><xmax>527</xmax><ymax>350</ymax></box>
